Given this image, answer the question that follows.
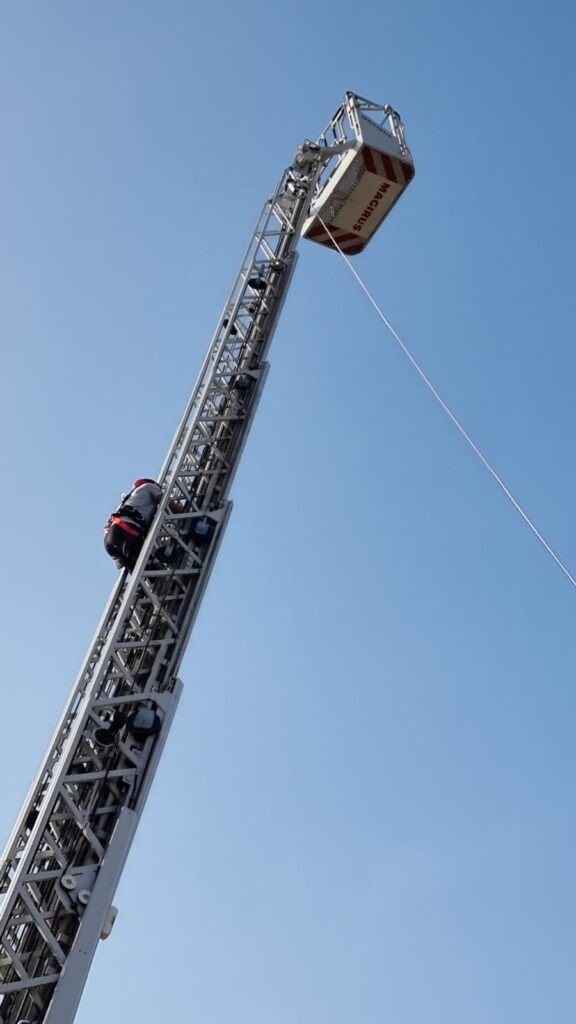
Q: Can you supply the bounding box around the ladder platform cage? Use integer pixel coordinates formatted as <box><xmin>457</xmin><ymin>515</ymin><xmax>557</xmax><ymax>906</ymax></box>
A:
<box><xmin>303</xmin><ymin>92</ymin><xmax>415</xmax><ymax>255</ymax></box>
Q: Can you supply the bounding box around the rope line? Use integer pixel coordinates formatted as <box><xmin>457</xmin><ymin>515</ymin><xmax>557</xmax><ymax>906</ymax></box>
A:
<box><xmin>318</xmin><ymin>217</ymin><xmax>576</xmax><ymax>589</ymax></box>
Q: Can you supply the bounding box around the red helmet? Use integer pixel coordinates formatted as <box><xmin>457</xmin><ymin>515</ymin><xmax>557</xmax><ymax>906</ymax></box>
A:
<box><xmin>132</xmin><ymin>478</ymin><xmax>157</xmax><ymax>490</ymax></box>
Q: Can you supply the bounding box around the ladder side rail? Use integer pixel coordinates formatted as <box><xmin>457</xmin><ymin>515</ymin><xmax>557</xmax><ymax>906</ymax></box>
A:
<box><xmin>157</xmin><ymin>170</ymin><xmax>295</xmax><ymax>484</ymax></box>
<box><xmin>152</xmin><ymin>502</ymin><xmax>235</xmax><ymax>687</ymax></box>
<box><xmin>158</xmin><ymin>162</ymin><xmax>308</xmax><ymax>493</ymax></box>
<box><xmin>197</xmin><ymin>252</ymin><xmax>298</xmax><ymax>512</ymax></box>
<box><xmin>173</xmin><ymin>256</ymin><xmax>298</xmax><ymax>516</ymax></box>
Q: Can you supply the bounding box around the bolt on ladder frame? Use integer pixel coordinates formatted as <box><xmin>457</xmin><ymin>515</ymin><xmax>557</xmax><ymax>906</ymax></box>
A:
<box><xmin>0</xmin><ymin>94</ymin><xmax>408</xmax><ymax>1024</ymax></box>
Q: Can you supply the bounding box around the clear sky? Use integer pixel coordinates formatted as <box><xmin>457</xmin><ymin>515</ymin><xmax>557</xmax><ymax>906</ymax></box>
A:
<box><xmin>1</xmin><ymin>2</ymin><xmax>575</xmax><ymax>1021</ymax></box>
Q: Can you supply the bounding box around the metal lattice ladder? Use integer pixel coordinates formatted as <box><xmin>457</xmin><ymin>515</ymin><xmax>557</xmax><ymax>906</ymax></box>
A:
<box><xmin>0</xmin><ymin>93</ymin><xmax>412</xmax><ymax>1024</ymax></box>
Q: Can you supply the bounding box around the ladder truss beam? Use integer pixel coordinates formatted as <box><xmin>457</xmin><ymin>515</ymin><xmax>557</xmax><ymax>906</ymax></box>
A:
<box><xmin>0</xmin><ymin>138</ymin><xmax>330</xmax><ymax>1024</ymax></box>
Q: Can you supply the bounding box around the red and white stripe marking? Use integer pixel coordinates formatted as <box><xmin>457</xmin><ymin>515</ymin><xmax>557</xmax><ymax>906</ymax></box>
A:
<box><xmin>305</xmin><ymin>222</ymin><xmax>364</xmax><ymax>255</ymax></box>
<box><xmin>304</xmin><ymin>145</ymin><xmax>415</xmax><ymax>255</ymax></box>
<box><xmin>363</xmin><ymin>146</ymin><xmax>415</xmax><ymax>185</ymax></box>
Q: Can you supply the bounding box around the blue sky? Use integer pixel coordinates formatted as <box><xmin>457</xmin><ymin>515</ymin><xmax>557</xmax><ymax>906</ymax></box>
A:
<box><xmin>1</xmin><ymin>2</ymin><xmax>575</xmax><ymax>1021</ymax></box>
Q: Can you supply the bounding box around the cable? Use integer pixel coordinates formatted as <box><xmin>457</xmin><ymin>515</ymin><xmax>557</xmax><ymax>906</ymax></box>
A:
<box><xmin>319</xmin><ymin>217</ymin><xmax>576</xmax><ymax>590</ymax></box>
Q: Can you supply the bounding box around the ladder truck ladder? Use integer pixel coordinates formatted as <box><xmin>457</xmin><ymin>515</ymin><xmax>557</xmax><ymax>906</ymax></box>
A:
<box><xmin>0</xmin><ymin>94</ymin><xmax>414</xmax><ymax>1024</ymax></box>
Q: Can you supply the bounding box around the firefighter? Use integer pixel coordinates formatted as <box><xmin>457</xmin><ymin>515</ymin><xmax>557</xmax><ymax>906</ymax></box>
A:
<box><xmin>103</xmin><ymin>478</ymin><xmax>163</xmax><ymax>571</ymax></box>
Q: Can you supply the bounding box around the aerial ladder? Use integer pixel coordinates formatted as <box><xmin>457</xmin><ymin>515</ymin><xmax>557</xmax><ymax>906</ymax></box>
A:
<box><xmin>0</xmin><ymin>93</ymin><xmax>414</xmax><ymax>1024</ymax></box>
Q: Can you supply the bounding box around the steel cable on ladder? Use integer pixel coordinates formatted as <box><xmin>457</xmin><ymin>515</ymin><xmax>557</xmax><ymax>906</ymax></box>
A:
<box><xmin>318</xmin><ymin>217</ymin><xmax>576</xmax><ymax>590</ymax></box>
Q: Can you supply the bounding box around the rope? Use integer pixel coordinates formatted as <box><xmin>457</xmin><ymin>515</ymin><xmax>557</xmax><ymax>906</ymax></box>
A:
<box><xmin>318</xmin><ymin>217</ymin><xmax>576</xmax><ymax>590</ymax></box>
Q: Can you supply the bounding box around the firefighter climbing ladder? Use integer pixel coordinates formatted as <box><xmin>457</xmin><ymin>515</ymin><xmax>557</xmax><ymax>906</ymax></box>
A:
<box><xmin>0</xmin><ymin>94</ymin><xmax>414</xmax><ymax>1024</ymax></box>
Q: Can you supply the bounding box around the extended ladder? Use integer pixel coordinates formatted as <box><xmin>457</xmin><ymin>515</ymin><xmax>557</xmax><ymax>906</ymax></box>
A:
<box><xmin>0</xmin><ymin>94</ymin><xmax>413</xmax><ymax>1024</ymax></box>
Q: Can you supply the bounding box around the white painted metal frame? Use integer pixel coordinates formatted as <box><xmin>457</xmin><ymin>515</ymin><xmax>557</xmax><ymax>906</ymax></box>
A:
<box><xmin>317</xmin><ymin>91</ymin><xmax>411</xmax><ymax>156</ymax></box>
<box><xmin>313</xmin><ymin>91</ymin><xmax>413</xmax><ymax>207</ymax></box>
<box><xmin>0</xmin><ymin>120</ymin><xmax>340</xmax><ymax>1024</ymax></box>
<box><xmin>0</xmin><ymin>92</ymin><xmax>410</xmax><ymax>1023</ymax></box>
